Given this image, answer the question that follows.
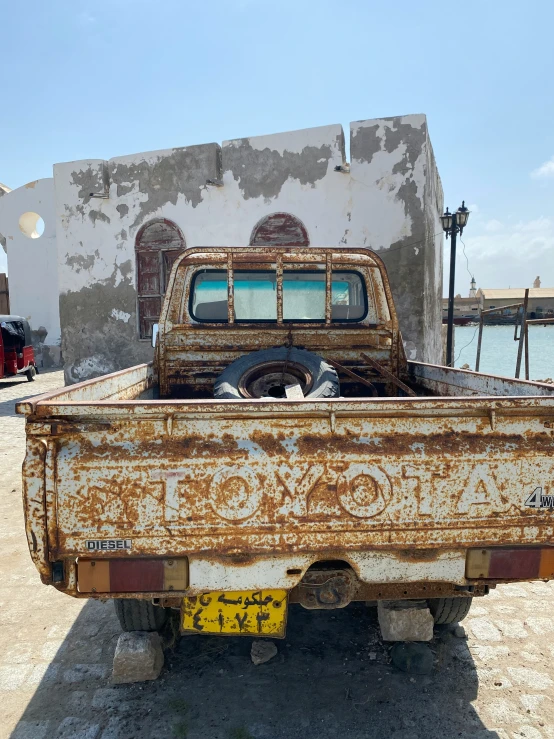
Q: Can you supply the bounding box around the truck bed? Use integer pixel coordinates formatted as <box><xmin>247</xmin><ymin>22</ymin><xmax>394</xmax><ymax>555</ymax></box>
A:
<box><xmin>17</xmin><ymin>361</ymin><xmax>554</xmax><ymax>596</ymax></box>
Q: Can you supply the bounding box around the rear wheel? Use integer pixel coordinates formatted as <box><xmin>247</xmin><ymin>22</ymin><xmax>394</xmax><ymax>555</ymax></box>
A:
<box><xmin>428</xmin><ymin>597</ymin><xmax>472</xmax><ymax>624</ymax></box>
<box><xmin>114</xmin><ymin>599</ymin><xmax>169</xmax><ymax>632</ymax></box>
<box><xmin>25</xmin><ymin>366</ymin><xmax>36</xmax><ymax>382</ymax></box>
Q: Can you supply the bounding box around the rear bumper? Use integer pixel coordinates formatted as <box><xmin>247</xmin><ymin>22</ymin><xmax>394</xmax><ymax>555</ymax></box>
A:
<box><xmin>51</xmin><ymin>548</ymin><xmax>471</xmax><ymax>599</ymax></box>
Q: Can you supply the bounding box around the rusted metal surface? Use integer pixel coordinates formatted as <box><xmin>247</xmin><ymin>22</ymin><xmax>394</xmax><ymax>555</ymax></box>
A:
<box><xmin>360</xmin><ymin>353</ymin><xmax>416</xmax><ymax>396</ymax></box>
<box><xmin>524</xmin><ymin>317</ymin><xmax>554</xmax><ymax>380</ymax></box>
<box><xmin>481</xmin><ymin>302</ymin><xmax>524</xmax><ymax>315</ymax></box>
<box><xmin>155</xmin><ymin>246</ymin><xmax>403</xmax><ymax>397</ymax></box>
<box><xmin>292</xmin><ymin>568</ymin><xmax>357</xmax><ymax>609</ymax></box>
<box><xmin>476</xmin><ymin>295</ymin><xmax>536</xmax><ymax>379</ymax></box>
<box><xmin>17</xmin><ymin>246</ymin><xmax>554</xmax><ymax>602</ymax></box>
<box><xmin>327</xmin><ymin>358</ymin><xmax>378</xmax><ymax>396</ymax></box>
<box><xmin>409</xmin><ymin>362</ymin><xmax>554</xmax><ymax>397</ymax></box>
<box><xmin>289</xmin><ymin>578</ymin><xmax>488</xmax><ymax>604</ymax></box>
<box><xmin>476</xmin><ymin>303</ymin><xmax>526</xmax><ymax>372</ymax></box>
<box><xmin>515</xmin><ymin>289</ymin><xmax>529</xmax><ymax>378</ymax></box>
<box><xmin>19</xmin><ymin>385</ymin><xmax>554</xmax><ymax>596</ymax></box>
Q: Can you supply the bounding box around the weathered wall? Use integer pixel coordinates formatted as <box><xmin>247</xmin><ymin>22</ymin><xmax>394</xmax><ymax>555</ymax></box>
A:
<box><xmin>349</xmin><ymin>116</ymin><xmax>443</xmax><ymax>360</ymax></box>
<box><xmin>0</xmin><ymin>178</ymin><xmax>61</xmax><ymax>366</ymax></box>
<box><xmin>2</xmin><ymin>115</ymin><xmax>444</xmax><ymax>383</ymax></box>
<box><xmin>54</xmin><ymin>145</ymin><xmax>222</xmax><ymax>383</ymax></box>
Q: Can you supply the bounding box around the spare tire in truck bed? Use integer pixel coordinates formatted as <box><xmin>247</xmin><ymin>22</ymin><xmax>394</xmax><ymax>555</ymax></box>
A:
<box><xmin>214</xmin><ymin>347</ymin><xmax>340</xmax><ymax>400</ymax></box>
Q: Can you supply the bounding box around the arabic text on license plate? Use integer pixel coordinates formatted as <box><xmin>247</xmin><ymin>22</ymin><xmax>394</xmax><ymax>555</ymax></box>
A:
<box><xmin>182</xmin><ymin>590</ymin><xmax>288</xmax><ymax>638</ymax></box>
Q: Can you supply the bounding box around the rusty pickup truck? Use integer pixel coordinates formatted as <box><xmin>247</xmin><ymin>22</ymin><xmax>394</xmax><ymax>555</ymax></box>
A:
<box><xmin>18</xmin><ymin>246</ymin><xmax>554</xmax><ymax>639</ymax></box>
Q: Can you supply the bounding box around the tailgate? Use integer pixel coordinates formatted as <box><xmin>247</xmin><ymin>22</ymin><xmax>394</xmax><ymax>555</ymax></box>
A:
<box><xmin>24</xmin><ymin>396</ymin><xmax>554</xmax><ymax>562</ymax></box>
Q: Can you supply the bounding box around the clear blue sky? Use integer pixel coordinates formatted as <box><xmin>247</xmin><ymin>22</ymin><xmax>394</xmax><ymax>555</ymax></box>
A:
<box><xmin>1</xmin><ymin>0</ymin><xmax>553</xmax><ymax>293</ymax></box>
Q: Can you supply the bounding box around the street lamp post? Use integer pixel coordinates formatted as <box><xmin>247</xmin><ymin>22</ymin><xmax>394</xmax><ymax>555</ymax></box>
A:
<box><xmin>441</xmin><ymin>201</ymin><xmax>470</xmax><ymax>367</ymax></box>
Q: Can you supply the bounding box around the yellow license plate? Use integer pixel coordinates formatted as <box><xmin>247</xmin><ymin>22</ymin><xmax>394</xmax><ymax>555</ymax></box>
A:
<box><xmin>182</xmin><ymin>589</ymin><xmax>288</xmax><ymax>638</ymax></box>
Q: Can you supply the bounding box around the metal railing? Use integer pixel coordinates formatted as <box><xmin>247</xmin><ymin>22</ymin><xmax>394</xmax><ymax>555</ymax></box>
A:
<box><xmin>475</xmin><ymin>288</ymin><xmax>554</xmax><ymax>380</ymax></box>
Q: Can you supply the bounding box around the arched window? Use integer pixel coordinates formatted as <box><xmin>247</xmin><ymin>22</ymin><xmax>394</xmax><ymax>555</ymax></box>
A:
<box><xmin>250</xmin><ymin>213</ymin><xmax>309</xmax><ymax>246</ymax></box>
<box><xmin>135</xmin><ymin>219</ymin><xmax>185</xmax><ymax>339</ymax></box>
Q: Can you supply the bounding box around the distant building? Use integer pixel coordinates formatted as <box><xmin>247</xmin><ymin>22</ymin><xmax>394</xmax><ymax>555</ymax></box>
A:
<box><xmin>477</xmin><ymin>288</ymin><xmax>554</xmax><ymax>319</ymax></box>
<box><xmin>442</xmin><ymin>278</ymin><xmax>480</xmax><ymax>324</ymax></box>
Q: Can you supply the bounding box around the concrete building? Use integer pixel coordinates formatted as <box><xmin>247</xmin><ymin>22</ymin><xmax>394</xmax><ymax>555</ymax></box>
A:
<box><xmin>0</xmin><ymin>114</ymin><xmax>444</xmax><ymax>383</ymax></box>
<box><xmin>441</xmin><ymin>296</ymin><xmax>481</xmax><ymax>324</ymax></box>
<box><xmin>477</xmin><ymin>288</ymin><xmax>554</xmax><ymax>319</ymax></box>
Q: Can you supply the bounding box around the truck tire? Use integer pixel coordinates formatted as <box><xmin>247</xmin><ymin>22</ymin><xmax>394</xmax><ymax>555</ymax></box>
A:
<box><xmin>214</xmin><ymin>347</ymin><xmax>339</xmax><ymax>400</ymax></box>
<box><xmin>114</xmin><ymin>599</ymin><xmax>169</xmax><ymax>632</ymax></box>
<box><xmin>428</xmin><ymin>597</ymin><xmax>472</xmax><ymax>624</ymax></box>
<box><xmin>26</xmin><ymin>366</ymin><xmax>36</xmax><ymax>382</ymax></box>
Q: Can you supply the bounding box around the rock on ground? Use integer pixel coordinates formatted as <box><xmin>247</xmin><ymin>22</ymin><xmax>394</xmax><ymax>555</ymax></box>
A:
<box><xmin>377</xmin><ymin>600</ymin><xmax>434</xmax><ymax>642</ymax></box>
<box><xmin>251</xmin><ymin>640</ymin><xmax>278</xmax><ymax>665</ymax></box>
<box><xmin>111</xmin><ymin>632</ymin><xmax>164</xmax><ymax>684</ymax></box>
<box><xmin>390</xmin><ymin>642</ymin><xmax>435</xmax><ymax>675</ymax></box>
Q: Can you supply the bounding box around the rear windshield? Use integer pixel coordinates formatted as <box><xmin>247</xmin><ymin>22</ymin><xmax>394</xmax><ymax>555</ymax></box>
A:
<box><xmin>190</xmin><ymin>270</ymin><xmax>369</xmax><ymax>322</ymax></box>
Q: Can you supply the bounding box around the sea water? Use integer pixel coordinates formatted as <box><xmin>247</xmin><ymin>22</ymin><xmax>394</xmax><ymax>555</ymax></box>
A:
<box><xmin>454</xmin><ymin>324</ymin><xmax>554</xmax><ymax>381</ymax></box>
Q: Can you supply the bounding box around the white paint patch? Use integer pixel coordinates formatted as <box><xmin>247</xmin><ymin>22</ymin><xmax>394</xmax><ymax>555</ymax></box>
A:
<box><xmin>68</xmin><ymin>355</ymin><xmax>116</xmax><ymax>382</ymax></box>
<box><xmin>349</xmin><ymin>549</ymin><xmax>466</xmax><ymax>584</ymax></box>
<box><xmin>403</xmin><ymin>340</ymin><xmax>418</xmax><ymax>360</ymax></box>
<box><xmin>110</xmin><ymin>309</ymin><xmax>131</xmax><ymax>322</ymax></box>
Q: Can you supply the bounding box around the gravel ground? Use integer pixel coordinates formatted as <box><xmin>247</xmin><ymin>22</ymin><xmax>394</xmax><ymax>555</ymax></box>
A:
<box><xmin>1</xmin><ymin>371</ymin><xmax>553</xmax><ymax>739</ymax></box>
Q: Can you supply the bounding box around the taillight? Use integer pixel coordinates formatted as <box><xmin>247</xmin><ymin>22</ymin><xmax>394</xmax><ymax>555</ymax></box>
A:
<box><xmin>77</xmin><ymin>558</ymin><xmax>188</xmax><ymax>593</ymax></box>
<box><xmin>466</xmin><ymin>547</ymin><xmax>554</xmax><ymax>580</ymax></box>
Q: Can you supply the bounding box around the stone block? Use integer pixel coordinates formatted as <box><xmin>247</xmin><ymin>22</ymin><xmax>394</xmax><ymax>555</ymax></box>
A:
<box><xmin>251</xmin><ymin>639</ymin><xmax>278</xmax><ymax>665</ymax></box>
<box><xmin>377</xmin><ymin>600</ymin><xmax>434</xmax><ymax>642</ymax></box>
<box><xmin>111</xmin><ymin>632</ymin><xmax>163</xmax><ymax>684</ymax></box>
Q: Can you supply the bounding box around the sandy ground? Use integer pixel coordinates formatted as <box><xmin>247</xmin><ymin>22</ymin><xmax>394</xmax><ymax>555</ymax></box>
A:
<box><xmin>1</xmin><ymin>370</ymin><xmax>553</xmax><ymax>739</ymax></box>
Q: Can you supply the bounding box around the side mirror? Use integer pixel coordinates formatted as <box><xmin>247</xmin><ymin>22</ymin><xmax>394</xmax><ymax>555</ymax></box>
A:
<box><xmin>151</xmin><ymin>324</ymin><xmax>159</xmax><ymax>348</ymax></box>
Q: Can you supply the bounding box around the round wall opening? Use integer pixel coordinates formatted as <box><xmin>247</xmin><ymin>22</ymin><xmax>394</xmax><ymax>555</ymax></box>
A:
<box><xmin>19</xmin><ymin>212</ymin><xmax>45</xmax><ymax>239</ymax></box>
